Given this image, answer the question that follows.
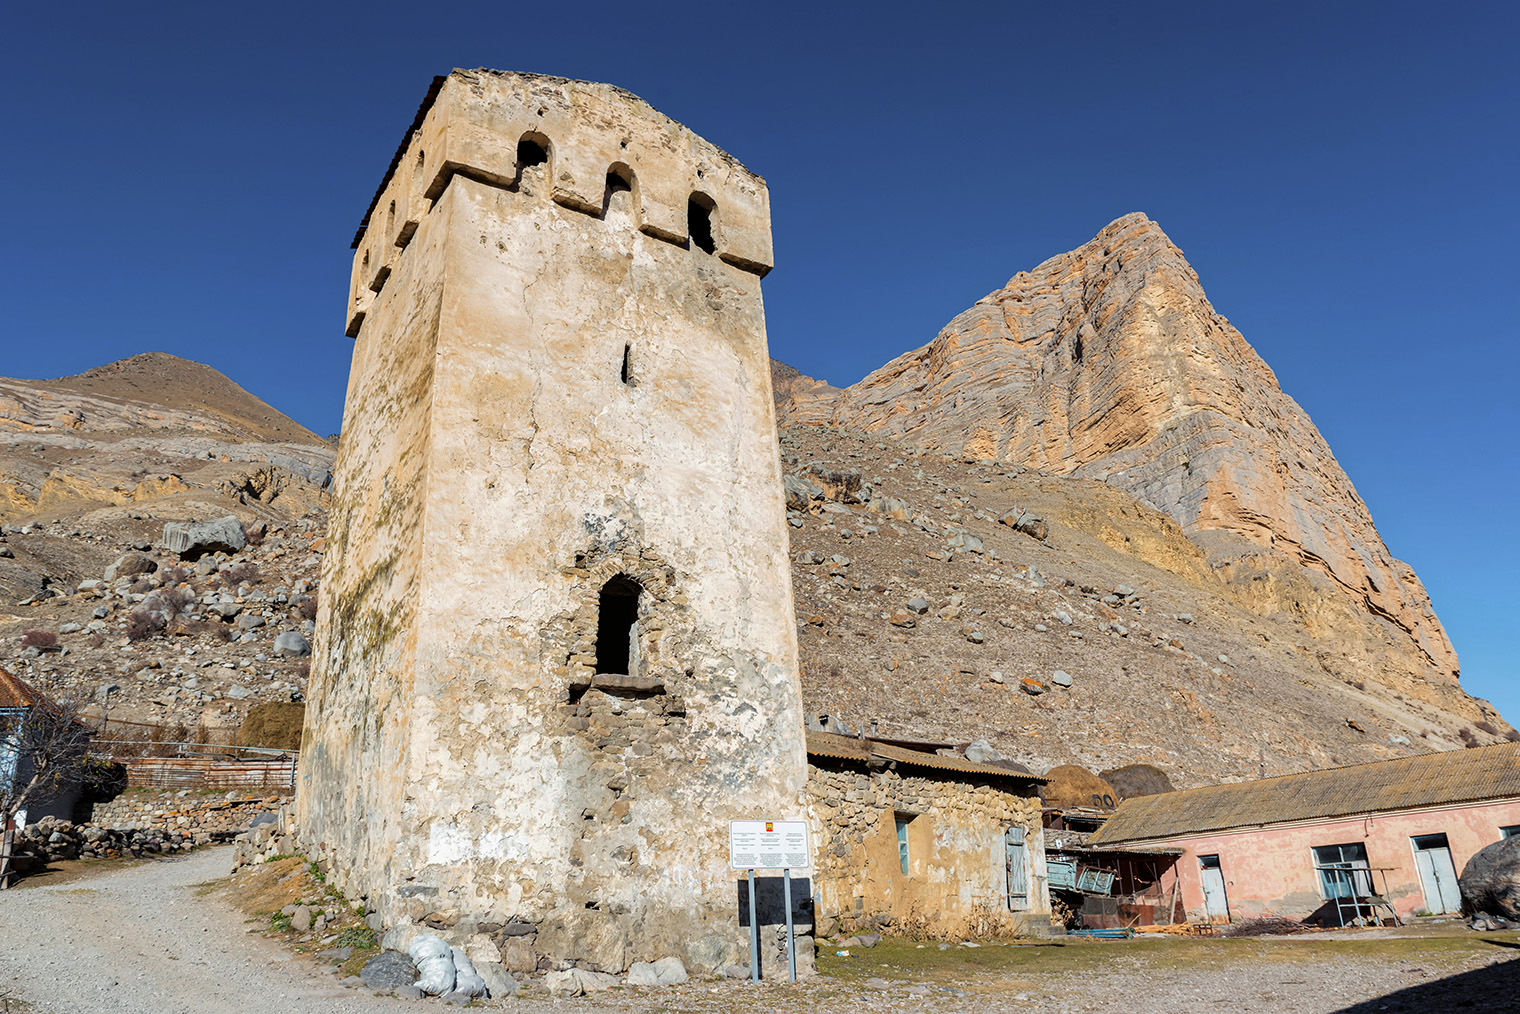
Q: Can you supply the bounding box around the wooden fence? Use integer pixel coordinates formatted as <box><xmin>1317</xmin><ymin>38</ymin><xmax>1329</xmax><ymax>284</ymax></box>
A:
<box><xmin>94</xmin><ymin>749</ymin><xmax>298</xmax><ymax>790</ymax></box>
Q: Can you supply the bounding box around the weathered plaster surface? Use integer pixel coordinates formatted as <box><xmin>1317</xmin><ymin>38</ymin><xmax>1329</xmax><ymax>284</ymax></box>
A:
<box><xmin>300</xmin><ymin>69</ymin><xmax>805</xmax><ymax>972</ymax></box>
<box><xmin>1154</xmin><ymin>799</ymin><xmax>1520</xmax><ymax>922</ymax></box>
<box><xmin>806</xmin><ymin>762</ymin><xmax>1050</xmax><ymax>937</ymax></box>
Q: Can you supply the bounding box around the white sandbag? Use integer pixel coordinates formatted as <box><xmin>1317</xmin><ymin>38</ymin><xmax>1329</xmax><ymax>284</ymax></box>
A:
<box><xmin>407</xmin><ymin>932</ymin><xmax>456</xmax><ymax>996</ymax></box>
<box><xmin>450</xmin><ymin>946</ymin><xmax>487</xmax><ymax>998</ymax></box>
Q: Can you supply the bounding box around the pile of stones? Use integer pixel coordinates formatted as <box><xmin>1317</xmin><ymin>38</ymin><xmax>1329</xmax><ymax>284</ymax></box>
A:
<box><xmin>9</xmin><ymin>814</ymin><xmax>231</xmax><ymax>866</ymax></box>
<box><xmin>230</xmin><ymin>804</ymin><xmax>299</xmax><ymax>867</ymax></box>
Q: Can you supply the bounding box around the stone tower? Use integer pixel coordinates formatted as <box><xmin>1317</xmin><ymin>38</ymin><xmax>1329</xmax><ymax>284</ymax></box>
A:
<box><xmin>297</xmin><ymin>69</ymin><xmax>807</xmax><ymax>973</ymax></box>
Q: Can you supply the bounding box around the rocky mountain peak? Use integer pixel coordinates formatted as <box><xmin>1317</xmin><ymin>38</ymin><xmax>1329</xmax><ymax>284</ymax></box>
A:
<box><xmin>775</xmin><ymin>213</ymin><xmax>1458</xmax><ymax>685</ymax></box>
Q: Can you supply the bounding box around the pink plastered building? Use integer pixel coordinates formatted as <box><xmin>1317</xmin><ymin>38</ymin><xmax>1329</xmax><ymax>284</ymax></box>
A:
<box><xmin>1088</xmin><ymin>743</ymin><xmax>1520</xmax><ymax>924</ymax></box>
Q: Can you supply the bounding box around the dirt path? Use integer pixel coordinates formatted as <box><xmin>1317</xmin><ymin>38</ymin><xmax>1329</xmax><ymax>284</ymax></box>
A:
<box><xmin>0</xmin><ymin>848</ymin><xmax>425</xmax><ymax>1014</ymax></box>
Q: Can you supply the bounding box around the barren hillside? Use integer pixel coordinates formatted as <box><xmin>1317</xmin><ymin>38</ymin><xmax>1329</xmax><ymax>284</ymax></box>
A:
<box><xmin>775</xmin><ymin>424</ymin><xmax>1508</xmax><ymax>787</ymax></box>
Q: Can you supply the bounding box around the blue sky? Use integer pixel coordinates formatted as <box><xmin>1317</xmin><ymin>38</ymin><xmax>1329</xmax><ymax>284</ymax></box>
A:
<box><xmin>3</xmin><ymin>2</ymin><xmax>1516</xmax><ymax>719</ymax></box>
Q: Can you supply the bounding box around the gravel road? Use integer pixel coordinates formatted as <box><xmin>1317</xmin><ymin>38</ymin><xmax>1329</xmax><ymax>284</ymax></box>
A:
<box><xmin>0</xmin><ymin>848</ymin><xmax>434</xmax><ymax>1014</ymax></box>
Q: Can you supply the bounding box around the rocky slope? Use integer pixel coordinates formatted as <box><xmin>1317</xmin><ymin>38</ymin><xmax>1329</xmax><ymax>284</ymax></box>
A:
<box><xmin>776</xmin><ymin>424</ymin><xmax>1509</xmax><ymax>786</ymax></box>
<box><xmin>0</xmin><ymin>354</ymin><xmax>332</xmax><ymax>732</ymax></box>
<box><xmin>774</xmin><ymin>214</ymin><xmax>1462</xmax><ymax>719</ymax></box>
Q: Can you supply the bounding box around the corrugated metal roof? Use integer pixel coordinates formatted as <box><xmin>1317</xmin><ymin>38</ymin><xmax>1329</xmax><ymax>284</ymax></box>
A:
<box><xmin>1089</xmin><ymin>743</ymin><xmax>1520</xmax><ymax>846</ymax></box>
<box><xmin>805</xmin><ymin>730</ymin><xmax>1044</xmax><ymax>785</ymax></box>
<box><xmin>0</xmin><ymin>666</ymin><xmax>48</xmax><ymax>710</ymax></box>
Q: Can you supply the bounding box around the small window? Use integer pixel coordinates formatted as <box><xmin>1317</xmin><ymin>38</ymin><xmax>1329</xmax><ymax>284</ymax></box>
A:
<box><xmin>594</xmin><ymin>574</ymin><xmax>641</xmax><ymax>676</ymax></box>
<box><xmin>688</xmin><ymin>193</ymin><xmax>716</xmax><ymax>254</ymax></box>
<box><xmin>895</xmin><ymin>814</ymin><xmax>912</xmax><ymax>875</ymax></box>
<box><xmin>515</xmin><ymin>133</ymin><xmax>551</xmax><ymax>192</ymax></box>
<box><xmin>1501</xmin><ymin>825</ymin><xmax>1520</xmax><ymax>839</ymax></box>
<box><xmin>603</xmin><ymin>164</ymin><xmax>635</xmax><ymax>218</ymax></box>
<box><xmin>517</xmin><ymin>136</ymin><xmax>549</xmax><ymax>171</ymax></box>
<box><xmin>620</xmin><ymin>344</ymin><xmax>632</xmax><ymax>386</ymax></box>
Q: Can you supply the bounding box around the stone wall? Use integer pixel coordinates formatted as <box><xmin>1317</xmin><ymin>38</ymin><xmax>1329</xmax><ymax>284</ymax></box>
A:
<box><xmin>806</xmin><ymin>761</ymin><xmax>1050</xmax><ymax>938</ymax></box>
<box><xmin>91</xmin><ymin>790</ymin><xmax>285</xmax><ymax>834</ymax></box>
<box><xmin>299</xmin><ymin>69</ymin><xmax>806</xmax><ymax>975</ymax></box>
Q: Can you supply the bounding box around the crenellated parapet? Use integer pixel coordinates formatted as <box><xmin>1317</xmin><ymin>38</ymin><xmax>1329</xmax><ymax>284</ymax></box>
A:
<box><xmin>346</xmin><ymin>69</ymin><xmax>773</xmax><ymax>338</ymax></box>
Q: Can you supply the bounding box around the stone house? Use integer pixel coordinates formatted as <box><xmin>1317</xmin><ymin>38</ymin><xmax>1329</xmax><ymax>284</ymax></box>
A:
<box><xmin>805</xmin><ymin>731</ymin><xmax>1053</xmax><ymax>938</ymax></box>
<box><xmin>1088</xmin><ymin>743</ymin><xmax>1520</xmax><ymax>925</ymax></box>
<box><xmin>298</xmin><ymin>68</ymin><xmax>805</xmax><ymax>975</ymax></box>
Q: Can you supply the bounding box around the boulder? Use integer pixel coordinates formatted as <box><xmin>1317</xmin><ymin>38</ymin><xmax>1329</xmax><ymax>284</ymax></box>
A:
<box><xmin>804</xmin><ymin>464</ymin><xmax>863</xmax><ymax>503</ymax></box>
<box><xmin>476</xmin><ymin>961</ymin><xmax>518</xmax><ymax>998</ymax></box>
<box><xmin>162</xmin><ymin>516</ymin><xmax>246</xmax><ymax>559</ymax></box>
<box><xmin>947</xmin><ymin>532</ymin><xmax>984</xmax><ymax>554</ymax></box>
<box><xmin>1460</xmin><ymin>836</ymin><xmax>1520</xmax><ymax>922</ymax></box>
<box><xmin>783</xmin><ymin>474</ymin><xmax>822</xmax><ymax>511</ymax></box>
<box><xmin>273</xmin><ymin>631</ymin><xmax>310</xmax><ymax>657</ymax></box>
<box><xmin>651</xmin><ymin>956</ymin><xmax>688</xmax><ymax>984</ymax></box>
<box><xmin>965</xmin><ymin>739</ymin><xmax>1004</xmax><ymax>764</ymax></box>
<box><xmin>1101</xmin><ymin>763</ymin><xmax>1175</xmax><ymax>800</ymax></box>
<box><xmin>103</xmin><ymin>553</ymin><xmax>157</xmax><ymax>582</ymax></box>
<box><xmin>545</xmin><ymin>968</ymin><xmax>617</xmax><ymax>996</ymax></box>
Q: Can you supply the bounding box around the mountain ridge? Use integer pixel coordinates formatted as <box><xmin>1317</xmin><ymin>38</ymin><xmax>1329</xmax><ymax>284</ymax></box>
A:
<box><xmin>773</xmin><ymin>212</ymin><xmax>1457</xmax><ymax>689</ymax></box>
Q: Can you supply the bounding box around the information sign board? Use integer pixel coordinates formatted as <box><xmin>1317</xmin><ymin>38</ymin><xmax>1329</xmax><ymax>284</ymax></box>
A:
<box><xmin>728</xmin><ymin>820</ymin><xmax>809</xmax><ymax>870</ymax></box>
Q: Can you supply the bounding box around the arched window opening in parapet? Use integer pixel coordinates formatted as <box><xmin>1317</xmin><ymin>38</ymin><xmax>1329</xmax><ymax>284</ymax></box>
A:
<box><xmin>387</xmin><ymin>200</ymin><xmax>395</xmax><ymax>232</ymax></box>
<box><xmin>515</xmin><ymin>132</ymin><xmax>552</xmax><ymax>193</ymax></box>
<box><xmin>688</xmin><ymin>193</ymin><xmax>717</xmax><ymax>254</ymax></box>
<box><xmin>603</xmin><ymin>162</ymin><xmax>638</xmax><ymax>220</ymax></box>
<box><xmin>594</xmin><ymin>574</ymin><xmax>642</xmax><ymax>676</ymax></box>
<box><xmin>416</xmin><ymin>148</ymin><xmax>425</xmax><ymax>171</ymax></box>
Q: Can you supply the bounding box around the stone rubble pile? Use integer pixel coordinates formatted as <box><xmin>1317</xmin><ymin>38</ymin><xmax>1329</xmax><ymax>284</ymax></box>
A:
<box><xmin>9</xmin><ymin>814</ymin><xmax>229</xmax><ymax>865</ymax></box>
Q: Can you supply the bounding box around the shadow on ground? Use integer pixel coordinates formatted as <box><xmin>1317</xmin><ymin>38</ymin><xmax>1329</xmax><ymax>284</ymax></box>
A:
<box><xmin>1334</xmin><ymin>943</ymin><xmax>1520</xmax><ymax>1012</ymax></box>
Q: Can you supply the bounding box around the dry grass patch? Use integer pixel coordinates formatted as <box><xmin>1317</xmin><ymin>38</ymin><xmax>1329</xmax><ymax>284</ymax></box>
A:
<box><xmin>216</xmin><ymin>855</ymin><xmax>378</xmax><ymax>975</ymax></box>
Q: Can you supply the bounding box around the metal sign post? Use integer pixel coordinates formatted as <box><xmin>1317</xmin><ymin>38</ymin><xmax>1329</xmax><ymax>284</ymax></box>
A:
<box><xmin>728</xmin><ymin>820</ymin><xmax>810</xmax><ymax>984</ymax></box>
<box><xmin>783</xmin><ymin>867</ymin><xmax>796</xmax><ymax>982</ymax></box>
<box><xmin>747</xmin><ymin>868</ymin><xmax>759</xmax><ymax>982</ymax></box>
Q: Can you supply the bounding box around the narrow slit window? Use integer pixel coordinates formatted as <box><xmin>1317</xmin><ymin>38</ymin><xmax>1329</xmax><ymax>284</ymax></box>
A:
<box><xmin>594</xmin><ymin>574</ymin><xmax>641</xmax><ymax>676</ymax></box>
<box><xmin>603</xmin><ymin>166</ymin><xmax>633</xmax><ymax>218</ymax></box>
<box><xmin>896</xmin><ymin>815</ymin><xmax>912</xmax><ymax>875</ymax></box>
<box><xmin>688</xmin><ymin>194</ymin><xmax>716</xmax><ymax>254</ymax></box>
<box><xmin>620</xmin><ymin>344</ymin><xmax>633</xmax><ymax>385</ymax></box>
<box><xmin>515</xmin><ymin>134</ymin><xmax>551</xmax><ymax>192</ymax></box>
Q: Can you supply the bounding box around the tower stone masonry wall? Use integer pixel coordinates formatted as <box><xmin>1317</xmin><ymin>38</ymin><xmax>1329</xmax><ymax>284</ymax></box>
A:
<box><xmin>298</xmin><ymin>68</ymin><xmax>807</xmax><ymax>974</ymax></box>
